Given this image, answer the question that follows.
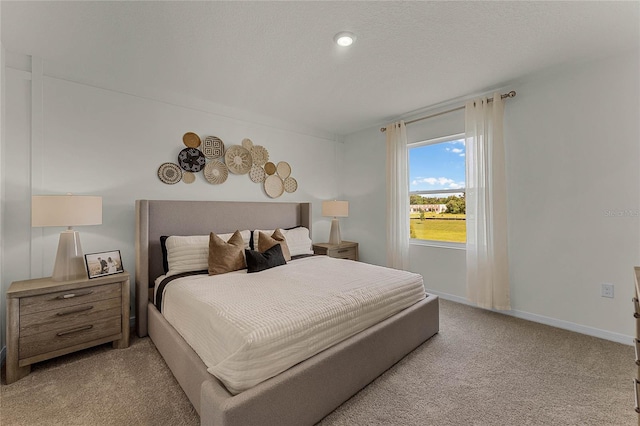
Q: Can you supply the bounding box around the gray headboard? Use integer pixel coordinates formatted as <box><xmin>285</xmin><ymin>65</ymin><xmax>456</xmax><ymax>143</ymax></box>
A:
<box><xmin>135</xmin><ymin>199</ymin><xmax>311</xmax><ymax>337</ymax></box>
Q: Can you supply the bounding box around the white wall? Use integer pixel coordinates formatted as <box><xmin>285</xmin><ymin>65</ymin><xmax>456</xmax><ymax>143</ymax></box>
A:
<box><xmin>0</xmin><ymin>53</ymin><xmax>343</xmax><ymax>349</ymax></box>
<box><xmin>343</xmin><ymin>49</ymin><xmax>640</xmax><ymax>343</ymax></box>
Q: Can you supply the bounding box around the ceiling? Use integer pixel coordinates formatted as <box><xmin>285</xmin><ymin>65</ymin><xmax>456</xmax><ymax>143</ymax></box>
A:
<box><xmin>2</xmin><ymin>1</ymin><xmax>639</xmax><ymax>138</ymax></box>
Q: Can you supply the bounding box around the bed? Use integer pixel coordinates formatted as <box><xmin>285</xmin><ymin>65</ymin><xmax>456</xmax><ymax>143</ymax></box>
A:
<box><xmin>135</xmin><ymin>199</ymin><xmax>439</xmax><ymax>426</ymax></box>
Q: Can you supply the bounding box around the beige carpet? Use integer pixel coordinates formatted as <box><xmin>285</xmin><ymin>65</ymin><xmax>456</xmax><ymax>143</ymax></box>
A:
<box><xmin>1</xmin><ymin>299</ymin><xmax>635</xmax><ymax>425</ymax></box>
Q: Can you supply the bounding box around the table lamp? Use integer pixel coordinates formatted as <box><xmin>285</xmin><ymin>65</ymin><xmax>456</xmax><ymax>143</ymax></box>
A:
<box><xmin>32</xmin><ymin>194</ymin><xmax>102</xmax><ymax>281</ymax></box>
<box><xmin>322</xmin><ymin>200</ymin><xmax>349</xmax><ymax>245</ymax></box>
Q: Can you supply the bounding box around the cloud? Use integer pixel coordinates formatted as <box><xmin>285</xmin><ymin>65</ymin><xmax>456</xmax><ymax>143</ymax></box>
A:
<box><xmin>459</xmin><ymin>153</ymin><xmax>465</xmax><ymax>157</ymax></box>
<box><xmin>451</xmin><ymin>148</ymin><xmax>463</xmax><ymax>154</ymax></box>
<box><xmin>411</xmin><ymin>177</ymin><xmax>465</xmax><ymax>189</ymax></box>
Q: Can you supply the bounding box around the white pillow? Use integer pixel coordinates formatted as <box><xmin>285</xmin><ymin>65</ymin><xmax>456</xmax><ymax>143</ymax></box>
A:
<box><xmin>252</xmin><ymin>227</ymin><xmax>313</xmax><ymax>257</ymax></box>
<box><xmin>166</xmin><ymin>231</ymin><xmax>251</xmax><ymax>276</ymax></box>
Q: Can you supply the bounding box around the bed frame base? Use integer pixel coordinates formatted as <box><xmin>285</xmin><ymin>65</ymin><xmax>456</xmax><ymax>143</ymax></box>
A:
<box><xmin>149</xmin><ymin>295</ymin><xmax>438</xmax><ymax>426</ymax></box>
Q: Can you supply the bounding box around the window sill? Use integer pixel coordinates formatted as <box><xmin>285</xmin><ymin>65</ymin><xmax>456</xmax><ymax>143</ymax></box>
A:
<box><xmin>410</xmin><ymin>239</ymin><xmax>466</xmax><ymax>250</ymax></box>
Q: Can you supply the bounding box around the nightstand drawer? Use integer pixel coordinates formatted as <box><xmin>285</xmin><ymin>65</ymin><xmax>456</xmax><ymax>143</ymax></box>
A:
<box><xmin>19</xmin><ymin>316</ymin><xmax>122</xmax><ymax>360</ymax></box>
<box><xmin>20</xmin><ymin>297</ymin><xmax>122</xmax><ymax>337</ymax></box>
<box><xmin>313</xmin><ymin>241</ymin><xmax>359</xmax><ymax>261</ymax></box>
<box><xmin>20</xmin><ymin>282</ymin><xmax>121</xmax><ymax>315</ymax></box>
<box><xmin>329</xmin><ymin>247</ymin><xmax>357</xmax><ymax>260</ymax></box>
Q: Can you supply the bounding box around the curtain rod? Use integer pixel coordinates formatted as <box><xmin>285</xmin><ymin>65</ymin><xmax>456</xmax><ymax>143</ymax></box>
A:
<box><xmin>380</xmin><ymin>90</ymin><xmax>516</xmax><ymax>132</ymax></box>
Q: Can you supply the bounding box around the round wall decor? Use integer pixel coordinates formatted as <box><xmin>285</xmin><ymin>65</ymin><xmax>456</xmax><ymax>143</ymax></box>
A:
<box><xmin>202</xmin><ymin>136</ymin><xmax>225</xmax><ymax>159</ymax></box>
<box><xmin>158</xmin><ymin>162</ymin><xmax>182</xmax><ymax>184</ymax></box>
<box><xmin>204</xmin><ymin>160</ymin><xmax>229</xmax><ymax>184</ymax></box>
<box><xmin>242</xmin><ymin>138</ymin><xmax>254</xmax><ymax>150</ymax></box>
<box><xmin>276</xmin><ymin>161</ymin><xmax>291</xmax><ymax>179</ymax></box>
<box><xmin>264</xmin><ymin>175</ymin><xmax>284</xmax><ymax>198</ymax></box>
<box><xmin>225</xmin><ymin>145</ymin><xmax>253</xmax><ymax>174</ymax></box>
<box><xmin>283</xmin><ymin>176</ymin><xmax>298</xmax><ymax>193</ymax></box>
<box><xmin>249</xmin><ymin>164</ymin><xmax>266</xmax><ymax>183</ymax></box>
<box><xmin>183</xmin><ymin>132</ymin><xmax>201</xmax><ymax>148</ymax></box>
<box><xmin>251</xmin><ymin>145</ymin><xmax>269</xmax><ymax>166</ymax></box>
<box><xmin>182</xmin><ymin>171</ymin><xmax>196</xmax><ymax>184</ymax></box>
<box><xmin>264</xmin><ymin>161</ymin><xmax>276</xmax><ymax>175</ymax></box>
<box><xmin>178</xmin><ymin>147</ymin><xmax>206</xmax><ymax>172</ymax></box>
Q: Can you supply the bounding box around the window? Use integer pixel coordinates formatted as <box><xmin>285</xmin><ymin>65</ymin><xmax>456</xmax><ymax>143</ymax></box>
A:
<box><xmin>408</xmin><ymin>134</ymin><xmax>466</xmax><ymax>244</ymax></box>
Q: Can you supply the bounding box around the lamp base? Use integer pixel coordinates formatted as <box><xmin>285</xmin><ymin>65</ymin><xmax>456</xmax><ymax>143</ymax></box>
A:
<box><xmin>52</xmin><ymin>230</ymin><xmax>87</xmax><ymax>281</ymax></box>
<box><xmin>328</xmin><ymin>218</ymin><xmax>342</xmax><ymax>245</ymax></box>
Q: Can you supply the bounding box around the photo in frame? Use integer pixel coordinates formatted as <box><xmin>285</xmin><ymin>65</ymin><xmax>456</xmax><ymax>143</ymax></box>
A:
<box><xmin>85</xmin><ymin>250</ymin><xmax>124</xmax><ymax>279</ymax></box>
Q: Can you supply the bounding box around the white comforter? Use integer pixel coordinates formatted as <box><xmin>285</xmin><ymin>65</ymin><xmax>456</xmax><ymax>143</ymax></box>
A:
<box><xmin>158</xmin><ymin>256</ymin><xmax>425</xmax><ymax>394</ymax></box>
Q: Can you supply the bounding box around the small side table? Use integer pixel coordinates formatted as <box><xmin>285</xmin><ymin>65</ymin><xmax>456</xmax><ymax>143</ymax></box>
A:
<box><xmin>6</xmin><ymin>272</ymin><xmax>130</xmax><ymax>384</ymax></box>
<box><xmin>312</xmin><ymin>241</ymin><xmax>359</xmax><ymax>261</ymax></box>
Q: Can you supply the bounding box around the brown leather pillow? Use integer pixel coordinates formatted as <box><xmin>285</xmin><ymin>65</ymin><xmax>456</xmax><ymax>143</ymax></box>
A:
<box><xmin>258</xmin><ymin>229</ymin><xmax>291</xmax><ymax>261</ymax></box>
<box><xmin>208</xmin><ymin>230</ymin><xmax>246</xmax><ymax>275</ymax></box>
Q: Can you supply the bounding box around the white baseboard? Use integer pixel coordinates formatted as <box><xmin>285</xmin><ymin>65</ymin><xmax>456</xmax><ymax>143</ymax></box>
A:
<box><xmin>426</xmin><ymin>289</ymin><xmax>634</xmax><ymax>346</ymax></box>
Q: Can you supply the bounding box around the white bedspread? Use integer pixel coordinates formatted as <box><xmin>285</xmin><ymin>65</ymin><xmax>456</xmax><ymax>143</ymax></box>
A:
<box><xmin>159</xmin><ymin>255</ymin><xmax>425</xmax><ymax>394</ymax></box>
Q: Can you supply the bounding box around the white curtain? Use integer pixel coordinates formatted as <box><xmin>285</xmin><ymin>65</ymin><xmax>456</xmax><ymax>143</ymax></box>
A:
<box><xmin>465</xmin><ymin>93</ymin><xmax>510</xmax><ymax>310</ymax></box>
<box><xmin>385</xmin><ymin>121</ymin><xmax>409</xmax><ymax>270</ymax></box>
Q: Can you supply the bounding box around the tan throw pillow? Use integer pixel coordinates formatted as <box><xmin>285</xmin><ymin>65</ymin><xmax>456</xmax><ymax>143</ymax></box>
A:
<box><xmin>258</xmin><ymin>229</ymin><xmax>291</xmax><ymax>261</ymax></box>
<box><xmin>208</xmin><ymin>230</ymin><xmax>246</xmax><ymax>275</ymax></box>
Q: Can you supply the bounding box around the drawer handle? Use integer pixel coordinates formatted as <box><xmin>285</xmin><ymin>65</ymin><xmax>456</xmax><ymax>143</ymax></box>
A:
<box><xmin>56</xmin><ymin>305</ymin><xmax>94</xmax><ymax>317</ymax></box>
<box><xmin>57</xmin><ymin>290</ymin><xmax>94</xmax><ymax>300</ymax></box>
<box><xmin>56</xmin><ymin>325</ymin><xmax>93</xmax><ymax>337</ymax></box>
<box><xmin>635</xmin><ymin>379</ymin><xmax>640</xmax><ymax>413</ymax></box>
<box><xmin>337</xmin><ymin>249</ymin><xmax>349</xmax><ymax>253</ymax></box>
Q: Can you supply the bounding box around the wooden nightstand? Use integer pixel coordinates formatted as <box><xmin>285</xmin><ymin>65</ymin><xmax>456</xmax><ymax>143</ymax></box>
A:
<box><xmin>312</xmin><ymin>241</ymin><xmax>359</xmax><ymax>261</ymax></box>
<box><xmin>5</xmin><ymin>272</ymin><xmax>130</xmax><ymax>384</ymax></box>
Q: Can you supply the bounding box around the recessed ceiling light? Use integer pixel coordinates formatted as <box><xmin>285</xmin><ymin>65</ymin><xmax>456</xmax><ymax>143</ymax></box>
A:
<box><xmin>334</xmin><ymin>31</ymin><xmax>356</xmax><ymax>47</ymax></box>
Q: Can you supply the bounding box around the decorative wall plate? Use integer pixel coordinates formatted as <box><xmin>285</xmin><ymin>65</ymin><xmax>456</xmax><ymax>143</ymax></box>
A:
<box><xmin>225</xmin><ymin>145</ymin><xmax>253</xmax><ymax>174</ymax></box>
<box><xmin>204</xmin><ymin>160</ymin><xmax>229</xmax><ymax>184</ymax></box>
<box><xmin>178</xmin><ymin>147</ymin><xmax>206</xmax><ymax>172</ymax></box>
<box><xmin>158</xmin><ymin>162</ymin><xmax>182</xmax><ymax>185</ymax></box>
<box><xmin>250</xmin><ymin>145</ymin><xmax>269</xmax><ymax>166</ymax></box>
<box><xmin>183</xmin><ymin>132</ymin><xmax>201</xmax><ymax>148</ymax></box>
<box><xmin>276</xmin><ymin>161</ymin><xmax>291</xmax><ymax>179</ymax></box>
<box><xmin>264</xmin><ymin>161</ymin><xmax>276</xmax><ymax>175</ymax></box>
<box><xmin>264</xmin><ymin>175</ymin><xmax>284</xmax><ymax>198</ymax></box>
<box><xmin>242</xmin><ymin>138</ymin><xmax>254</xmax><ymax>150</ymax></box>
<box><xmin>182</xmin><ymin>171</ymin><xmax>196</xmax><ymax>184</ymax></box>
<box><xmin>202</xmin><ymin>136</ymin><xmax>225</xmax><ymax>159</ymax></box>
<box><xmin>283</xmin><ymin>176</ymin><xmax>297</xmax><ymax>193</ymax></box>
<box><xmin>249</xmin><ymin>164</ymin><xmax>266</xmax><ymax>183</ymax></box>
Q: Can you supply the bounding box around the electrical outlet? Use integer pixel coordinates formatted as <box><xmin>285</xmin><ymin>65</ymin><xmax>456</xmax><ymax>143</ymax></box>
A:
<box><xmin>601</xmin><ymin>283</ymin><xmax>614</xmax><ymax>298</ymax></box>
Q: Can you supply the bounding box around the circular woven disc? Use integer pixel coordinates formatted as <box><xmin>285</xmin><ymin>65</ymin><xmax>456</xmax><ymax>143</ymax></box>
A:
<box><xmin>249</xmin><ymin>164</ymin><xmax>266</xmax><ymax>183</ymax></box>
<box><xmin>283</xmin><ymin>176</ymin><xmax>297</xmax><ymax>193</ymax></box>
<box><xmin>264</xmin><ymin>161</ymin><xmax>276</xmax><ymax>175</ymax></box>
<box><xmin>204</xmin><ymin>160</ymin><xmax>229</xmax><ymax>184</ymax></box>
<box><xmin>225</xmin><ymin>145</ymin><xmax>253</xmax><ymax>174</ymax></box>
<box><xmin>182</xmin><ymin>171</ymin><xmax>196</xmax><ymax>184</ymax></box>
<box><xmin>178</xmin><ymin>147</ymin><xmax>206</xmax><ymax>172</ymax></box>
<box><xmin>251</xmin><ymin>145</ymin><xmax>269</xmax><ymax>166</ymax></box>
<box><xmin>202</xmin><ymin>136</ymin><xmax>225</xmax><ymax>159</ymax></box>
<box><xmin>241</xmin><ymin>138</ymin><xmax>254</xmax><ymax>150</ymax></box>
<box><xmin>158</xmin><ymin>162</ymin><xmax>182</xmax><ymax>185</ymax></box>
<box><xmin>183</xmin><ymin>132</ymin><xmax>201</xmax><ymax>148</ymax></box>
<box><xmin>264</xmin><ymin>175</ymin><xmax>284</xmax><ymax>198</ymax></box>
<box><xmin>276</xmin><ymin>161</ymin><xmax>291</xmax><ymax>179</ymax></box>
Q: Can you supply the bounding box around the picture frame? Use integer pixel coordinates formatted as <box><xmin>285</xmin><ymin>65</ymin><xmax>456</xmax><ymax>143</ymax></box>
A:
<box><xmin>85</xmin><ymin>250</ymin><xmax>124</xmax><ymax>279</ymax></box>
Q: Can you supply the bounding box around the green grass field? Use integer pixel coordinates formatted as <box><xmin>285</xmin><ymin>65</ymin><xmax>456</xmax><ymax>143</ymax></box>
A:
<box><xmin>410</xmin><ymin>214</ymin><xmax>466</xmax><ymax>243</ymax></box>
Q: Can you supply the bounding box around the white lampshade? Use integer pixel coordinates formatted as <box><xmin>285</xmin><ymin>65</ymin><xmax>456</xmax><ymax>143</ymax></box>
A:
<box><xmin>32</xmin><ymin>195</ymin><xmax>102</xmax><ymax>281</ymax></box>
<box><xmin>322</xmin><ymin>200</ymin><xmax>349</xmax><ymax>218</ymax></box>
<box><xmin>32</xmin><ymin>195</ymin><xmax>102</xmax><ymax>227</ymax></box>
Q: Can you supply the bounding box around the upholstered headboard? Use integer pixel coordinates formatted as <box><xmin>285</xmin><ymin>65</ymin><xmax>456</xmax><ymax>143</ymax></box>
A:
<box><xmin>135</xmin><ymin>199</ymin><xmax>311</xmax><ymax>337</ymax></box>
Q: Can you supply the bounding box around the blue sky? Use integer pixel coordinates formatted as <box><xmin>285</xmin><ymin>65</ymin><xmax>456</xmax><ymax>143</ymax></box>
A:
<box><xmin>409</xmin><ymin>139</ymin><xmax>465</xmax><ymax>191</ymax></box>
